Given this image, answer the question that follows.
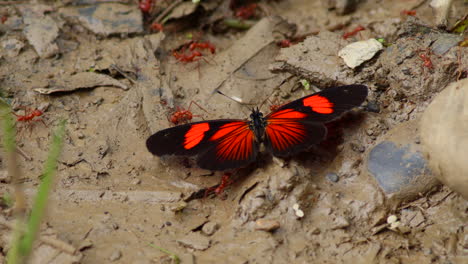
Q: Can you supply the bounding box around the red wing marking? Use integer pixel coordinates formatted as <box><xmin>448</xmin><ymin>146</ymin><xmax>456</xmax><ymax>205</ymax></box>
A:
<box><xmin>266</xmin><ymin>120</ymin><xmax>307</xmax><ymax>151</ymax></box>
<box><xmin>184</xmin><ymin>123</ymin><xmax>210</xmax><ymax>149</ymax></box>
<box><xmin>303</xmin><ymin>95</ymin><xmax>334</xmax><ymax>114</ymax></box>
<box><xmin>268</xmin><ymin>108</ymin><xmax>308</xmax><ymax>119</ymax></box>
<box><xmin>210</xmin><ymin>122</ymin><xmax>254</xmax><ymax>161</ymax></box>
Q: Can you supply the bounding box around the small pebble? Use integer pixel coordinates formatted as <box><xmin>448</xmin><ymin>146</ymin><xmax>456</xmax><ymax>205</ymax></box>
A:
<box><xmin>202</xmin><ymin>222</ymin><xmax>219</xmax><ymax>236</ymax></box>
<box><xmin>78</xmin><ymin>239</ymin><xmax>93</xmax><ymax>251</ymax></box>
<box><xmin>292</xmin><ymin>203</ymin><xmax>304</xmax><ymax>218</ymax></box>
<box><xmin>131</xmin><ymin>178</ymin><xmax>141</xmax><ymax>185</ymax></box>
<box><xmin>387</xmin><ymin>215</ymin><xmax>398</xmax><ymax>224</ymax></box>
<box><xmin>366</xmin><ymin>101</ymin><xmax>380</xmax><ymax>113</ymax></box>
<box><xmin>0</xmin><ymin>170</ymin><xmax>11</xmax><ymax>183</ymax></box>
<box><xmin>331</xmin><ymin>216</ymin><xmax>350</xmax><ymax>230</ymax></box>
<box><xmin>170</xmin><ymin>201</ymin><xmax>187</xmax><ymax>213</ymax></box>
<box><xmin>255</xmin><ymin>219</ymin><xmax>280</xmax><ymax>232</ymax></box>
<box><xmin>326</xmin><ymin>173</ymin><xmax>339</xmax><ymax>183</ymax></box>
<box><xmin>109</xmin><ymin>250</ymin><xmax>122</xmax><ymax>261</ymax></box>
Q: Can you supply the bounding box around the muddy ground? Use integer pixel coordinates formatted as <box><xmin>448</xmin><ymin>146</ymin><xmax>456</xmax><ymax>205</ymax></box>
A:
<box><xmin>0</xmin><ymin>0</ymin><xmax>467</xmax><ymax>263</ymax></box>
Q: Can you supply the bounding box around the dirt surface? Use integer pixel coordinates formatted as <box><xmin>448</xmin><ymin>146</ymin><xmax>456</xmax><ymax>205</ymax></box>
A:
<box><xmin>0</xmin><ymin>0</ymin><xmax>467</xmax><ymax>263</ymax></box>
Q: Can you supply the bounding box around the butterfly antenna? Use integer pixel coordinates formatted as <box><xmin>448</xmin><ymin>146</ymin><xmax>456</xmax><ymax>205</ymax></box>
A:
<box><xmin>258</xmin><ymin>76</ymin><xmax>295</xmax><ymax>111</ymax></box>
<box><xmin>216</xmin><ymin>90</ymin><xmax>253</xmax><ymax>111</ymax></box>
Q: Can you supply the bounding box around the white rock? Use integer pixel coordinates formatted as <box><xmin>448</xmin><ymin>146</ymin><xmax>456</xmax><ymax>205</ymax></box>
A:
<box><xmin>387</xmin><ymin>215</ymin><xmax>398</xmax><ymax>224</ymax></box>
<box><xmin>420</xmin><ymin>79</ymin><xmax>468</xmax><ymax>200</ymax></box>
<box><xmin>338</xmin><ymin>39</ymin><xmax>383</xmax><ymax>69</ymax></box>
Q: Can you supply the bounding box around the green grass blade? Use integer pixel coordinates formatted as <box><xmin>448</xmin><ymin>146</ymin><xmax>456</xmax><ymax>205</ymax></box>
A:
<box><xmin>18</xmin><ymin>119</ymin><xmax>67</xmax><ymax>259</ymax></box>
<box><xmin>1</xmin><ymin>101</ymin><xmax>23</xmax><ymax>264</ymax></box>
<box><xmin>149</xmin><ymin>243</ymin><xmax>180</xmax><ymax>264</ymax></box>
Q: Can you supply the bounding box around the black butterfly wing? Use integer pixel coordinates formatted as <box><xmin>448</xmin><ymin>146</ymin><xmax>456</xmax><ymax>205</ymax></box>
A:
<box><xmin>146</xmin><ymin>120</ymin><xmax>259</xmax><ymax>171</ymax></box>
<box><xmin>263</xmin><ymin>85</ymin><xmax>368</xmax><ymax>156</ymax></box>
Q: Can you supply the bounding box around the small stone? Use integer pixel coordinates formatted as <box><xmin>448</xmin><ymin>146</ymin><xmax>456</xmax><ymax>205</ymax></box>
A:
<box><xmin>0</xmin><ymin>170</ymin><xmax>11</xmax><ymax>183</ymax></box>
<box><xmin>60</xmin><ymin>4</ymin><xmax>143</xmax><ymax>36</ymax></box>
<box><xmin>1</xmin><ymin>38</ymin><xmax>25</xmax><ymax>57</ymax></box>
<box><xmin>177</xmin><ymin>232</ymin><xmax>211</xmax><ymax>251</ymax></box>
<box><xmin>331</xmin><ymin>216</ymin><xmax>350</xmax><ymax>230</ymax></box>
<box><xmin>338</xmin><ymin>38</ymin><xmax>383</xmax><ymax>68</ymax></box>
<box><xmin>255</xmin><ymin>219</ymin><xmax>280</xmax><ymax>232</ymax></box>
<box><xmin>387</xmin><ymin>215</ymin><xmax>398</xmax><ymax>224</ymax></box>
<box><xmin>23</xmin><ymin>15</ymin><xmax>59</xmax><ymax>58</ymax></box>
<box><xmin>292</xmin><ymin>203</ymin><xmax>305</xmax><ymax>218</ymax></box>
<box><xmin>389</xmin><ymin>221</ymin><xmax>400</xmax><ymax>230</ymax></box>
<box><xmin>109</xmin><ymin>250</ymin><xmax>122</xmax><ymax>261</ymax></box>
<box><xmin>431</xmin><ymin>34</ymin><xmax>463</xmax><ymax>55</ymax></box>
<box><xmin>170</xmin><ymin>201</ymin><xmax>187</xmax><ymax>213</ymax></box>
<box><xmin>131</xmin><ymin>178</ymin><xmax>141</xmax><ymax>185</ymax></box>
<box><xmin>202</xmin><ymin>222</ymin><xmax>219</xmax><ymax>236</ymax></box>
<box><xmin>310</xmin><ymin>227</ymin><xmax>321</xmax><ymax>235</ymax></box>
<box><xmin>78</xmin><ymin>239</ymin><xmax>93</xmax><ymax>251</ymax></box>
<box><xmin>326</xmin><ymin>173</ymin><xmax>339</xmax><ymax>183</ymax></box>
<box><xmin>366</xmin><ymin>100</ymin><xmax>380</xmax><ymax>113</ymax></box>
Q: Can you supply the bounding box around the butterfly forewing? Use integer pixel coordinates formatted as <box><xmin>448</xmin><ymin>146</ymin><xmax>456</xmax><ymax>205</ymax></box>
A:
<box><xmin>268</xmin><ymin>84</ymin><xmax>368</xmax><ymax>122</ymax></box>
<box><xmin>264</xmin><ymin>119</ymin><xmax>327</xmax><ymax>156</ymax></box>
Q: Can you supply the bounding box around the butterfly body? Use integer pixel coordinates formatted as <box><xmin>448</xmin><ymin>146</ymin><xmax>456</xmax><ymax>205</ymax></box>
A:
<box><xmin>147</xmin><ymin>85</ymin><xmax>368</xmax><ymax>171</ymax></box>
<box><xmin>249</xmin><ymin>108</ymin><xmax>267</xmax><ymax>141</ymax></box>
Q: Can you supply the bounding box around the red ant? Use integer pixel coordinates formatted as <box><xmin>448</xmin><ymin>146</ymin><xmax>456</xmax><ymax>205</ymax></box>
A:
<box><xmin>342</xmin><ymin>25</ymin><xmax>365</xmax><ymax>39</ymax></box>
<box><xmin>139</xmin><ymin>0</ymin><xmax>152</xmax><ymax>13</ymax></box>
<box><xmin>150</xmin><ymin>22</ymin><xmax>163</xmax><ymax>32</ymax></box>
<box><xmin>214</xmin><ymin>173</ymin><xmax>232</xmax><ymax>195</ymax></box>
<box><xmin>13</xmin><ymin>108</ymin><xmax>47</xmax><ymax>134</ymax></box>
<box><xmin>401</xmin><ymin>10</ymin><xmax>416</xmax><ymax>16</ymax></box>
<box><xmin>169</xmin><ymin>101</ymin><xmax>207</xmax><ymax>125</ymax></box>
<box><xmin>1</xmin><ymin>15</ymin><xmax>7</xmax><ymax>24</ymax></box>
<box><xmin>14</xmin><ymin>109</ymin><xmax>44</xmax><ymax>123</ymax></box>
<box><xmin>172</xmin><ymin>50</ymin><xmax>203</xmax><ymax>63</ymax></box>
<box><xmin>204</xmin><ymin>173</ymin><xmax>232</xmax><ymax>197</ymax></box>
<box><xmin>235</xmin><ymin>3</ymin><xmax>258</xmax><ymax>19</ymax></box>
<box><xmin>277</xmin><ymin>39</ymin><xmax>293</xmax><ymax>48</ymax></box>
<box><xmin>269</xmin><ymin>98</ymin><xmax>289</xmax><ymax>112</ymax></box>
<box><xmin>418</xmin><ymin>50</ymin><xmax>433</xmax><ymax>70</ymax></box>
<box><xmin>189</xmin><ymin>41</ymin><xmax>216</xmax><ymax>54</ymax></box>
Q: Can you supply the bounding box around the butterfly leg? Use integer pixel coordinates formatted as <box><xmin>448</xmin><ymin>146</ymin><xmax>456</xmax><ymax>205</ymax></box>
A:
<box><xmin>204</xmin><ymin>172</ymin><xmax>233</xmax><ymax>198</ymax></box>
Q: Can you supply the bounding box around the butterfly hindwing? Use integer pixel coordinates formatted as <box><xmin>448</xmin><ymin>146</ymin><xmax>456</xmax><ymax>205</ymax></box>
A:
<box><xmin>264</xmin><ymin>117</ymin><xmax>327</xmax><ymax>157</ymax></box>
<box><xmin>196</xmin><ymin>121</ymin><xmax>259</xmax><ymax>170</ymax></box>
<box><xmin>269</xmin><ymin>84</ymin><xmax>368</xmax><ymax>122</ymax></box>
<box><xmin>146</xmin><ymin>120</ymin><xmax>258</xmax><ymax>171</ymax></box>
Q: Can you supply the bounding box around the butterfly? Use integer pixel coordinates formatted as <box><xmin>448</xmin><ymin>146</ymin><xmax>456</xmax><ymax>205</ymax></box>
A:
<box><xmin>146</xmin><ymin>84</ymin><xmax>368</xmax><ymax>171</ymax></box>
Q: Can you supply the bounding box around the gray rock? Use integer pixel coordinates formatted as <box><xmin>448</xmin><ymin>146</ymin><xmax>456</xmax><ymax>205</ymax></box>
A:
<box><xmin>366</xmin><ymin>120</ymin><xmax>439</xmax><ymax>204</ymax></box>
<box><xmin>420</xmin><ymin>79</ymin><xmax>468</xmax><ymax>200</ymax></box>
<box><xmin>1</xmin><ymin>38</ymin><xmax>25</xmax><ymax>57</ymax></box>
<box><xmin>431</xmin><ymin>34</ymin><xmax>463</xmax><ymax>55</ymax></box>
<box><xmin>271</xmin><ymin>31</ymin><xmax>353</xmax><ymax>87</ymax></box>
<box><xmin>177</xmin><ymin>232</ymin><xmax>211</xmax><ymax>251</ymax></box>
<box><xmin>22</xmin><ymin>15</ymin><xmax>59</xmax><ymax>58</ymax></box>
<box><xmin>326</xmin><ymin>172</ymin><xmax>339</xmax><ymax>183</ymax></box>
<box><xmin>59</xmin><ymin>4</ymin><xmax>143</xmax><ymax>36</ymax></box>
<box><xmin>368</xmin><ymin>141</ymin><xmax>428</xmax><ymax>193</ymax></box>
